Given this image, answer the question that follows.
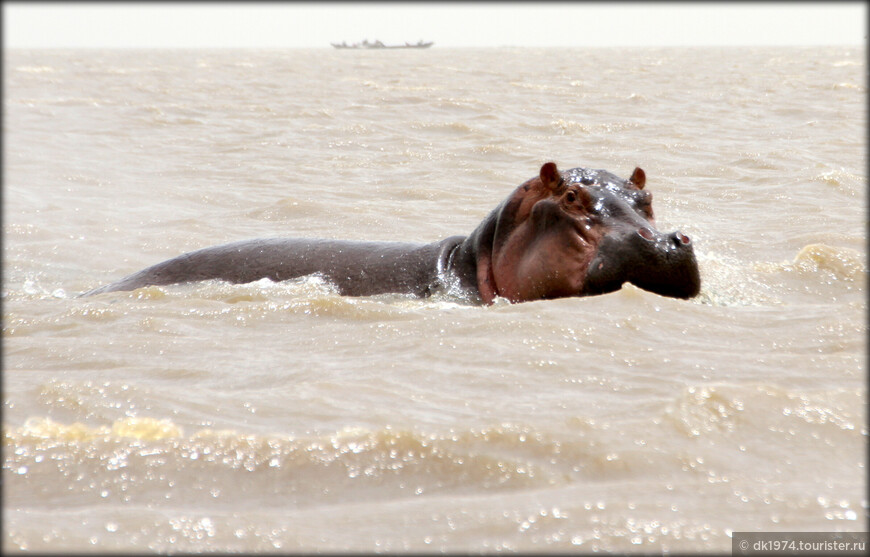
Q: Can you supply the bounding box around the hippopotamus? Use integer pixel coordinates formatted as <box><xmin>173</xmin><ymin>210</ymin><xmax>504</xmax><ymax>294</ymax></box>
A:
<box><xmin>84</xmin><ymin>162</ymin><xmax>700</xmax><ymax>303</ymax></box>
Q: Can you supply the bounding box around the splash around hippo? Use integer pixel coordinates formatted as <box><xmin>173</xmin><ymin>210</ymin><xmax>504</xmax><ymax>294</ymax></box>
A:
<box><xmin>84</xmin><ymin>162</ymin><xmax>700</xmax><ymax>303</ymax></box>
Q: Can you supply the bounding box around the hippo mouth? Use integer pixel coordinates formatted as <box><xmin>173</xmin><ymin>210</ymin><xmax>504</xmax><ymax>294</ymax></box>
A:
<box><xmin>584</xmin><ymin>225</ymin><xmax>701</xmax><ymax>299</ymax></box>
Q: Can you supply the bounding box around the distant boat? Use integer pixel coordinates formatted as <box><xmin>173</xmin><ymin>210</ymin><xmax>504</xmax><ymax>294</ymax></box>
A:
<box><xmin>331</xmin><ymin>39</ymin><xmax>433</xmax><ymax>49</ymax></box>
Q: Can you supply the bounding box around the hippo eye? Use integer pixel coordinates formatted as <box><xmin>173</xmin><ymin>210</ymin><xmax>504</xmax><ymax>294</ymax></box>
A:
<box><xmin>568</xmin><ymin>187</ymin><xmax>596</xmax><ymax>213</ymax></box>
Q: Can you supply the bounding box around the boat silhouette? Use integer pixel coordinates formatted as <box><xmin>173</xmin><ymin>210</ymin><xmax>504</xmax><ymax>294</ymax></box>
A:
<box><xmin>331</xmin><ymin>39</ymin><xmax>433</xmax><ymax>49</ymax></box>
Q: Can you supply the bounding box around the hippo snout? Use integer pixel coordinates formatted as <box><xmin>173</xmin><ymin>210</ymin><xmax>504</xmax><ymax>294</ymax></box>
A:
<box><xmin>629</xmin><ymin>226</ymin><xmax>700</xmax><ymax>298</ymax></box>
<box><xmin>638</xmin><ymin>227</ymin><xmax>692</xmax><ymax>251</ymax></box>
<box><xmin>586</xmin><ymin>226</ymin><xmax>701</xmax><ymax>299</ymax></box>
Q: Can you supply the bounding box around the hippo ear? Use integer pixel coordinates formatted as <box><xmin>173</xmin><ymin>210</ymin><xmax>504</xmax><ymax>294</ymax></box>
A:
<box><xmin>630</xmin><ymin>167</ymin><xmax>646</xmax><ymax>189</ymax></box>
<box><xmin>539</xmin><ymin>162</ymin><xmax>563</xmax><ymax>191</ymax></box>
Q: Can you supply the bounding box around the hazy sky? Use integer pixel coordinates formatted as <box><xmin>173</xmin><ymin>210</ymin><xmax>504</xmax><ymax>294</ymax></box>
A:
<box><xmin>3</xmin><ymin>2</ymin><xmax>866</xmax><ymax>48</ymax></box>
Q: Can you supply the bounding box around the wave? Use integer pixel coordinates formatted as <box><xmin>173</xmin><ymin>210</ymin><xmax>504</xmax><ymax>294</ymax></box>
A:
<box><xmin>693</xmin><ymin>252</ymin><xmax>782</xmax><ymax>307</ymax></box>
<box><xmin>7</xmin><ymin>378</ymin><xmax>863</xmax><ymax>508</ymax></box>
<box><xmin>811</xmin><ymin>167</ymin><xmax>864</xmax><ymax>195</ymax></box>
<box><xmin>14</xmin><ymin>66</ymin><xmax>56</xmax><ymax>73</ymax></box>
<box><xmin>754</xmin><ymin>243</ymin><xmax>865</xmax><ymax>283</ymax></box>
<box><xmin>550</xmin><ymin>119</ymin><xmax>639</xmax><ymax>136</ymax></box>
<box><xmin>244</xmin><ymin>198</ymin><xmax>327</xmax><ymax>221</ymax></box>
<box><xmin>7</xmin><ymin>408</ymin><xmax>740</xmax><ymax>506</ymax></box>
<box><xmin>4</xmin><ymin>418</ymin><xmax>570</xmax><ymax>511</ymax></box>
<box><xmin>409</xmin><ymin>121</ymin><xmax>475</xmax><ymax>134</ymax></box>
<box><xmin>663</xmin><ymin>383</ymin><xmax>865</xmax><ymax>440</ymax></box>
<box><xmin>696</xmin><ymin>243</ymin><xmax>864</xmax><ymax>307</ymax></box>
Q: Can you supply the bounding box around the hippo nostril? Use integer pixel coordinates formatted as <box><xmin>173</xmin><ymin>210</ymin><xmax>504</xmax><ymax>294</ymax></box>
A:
<box><xmin>673</xmin><ymin>232</ymin><xmax>691</xmax><ymax>246</ymax></box>
<box><xmin>637</xmin><ymin>227</ymin><xmax>654</xmax><ymax>241</ymax></box>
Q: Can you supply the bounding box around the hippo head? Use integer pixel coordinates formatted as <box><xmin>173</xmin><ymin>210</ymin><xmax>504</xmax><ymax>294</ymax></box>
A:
<box><xmin>473</xmin><ymin>162</ymin><xmax>701</xmax><ymax>303</ymax></box>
